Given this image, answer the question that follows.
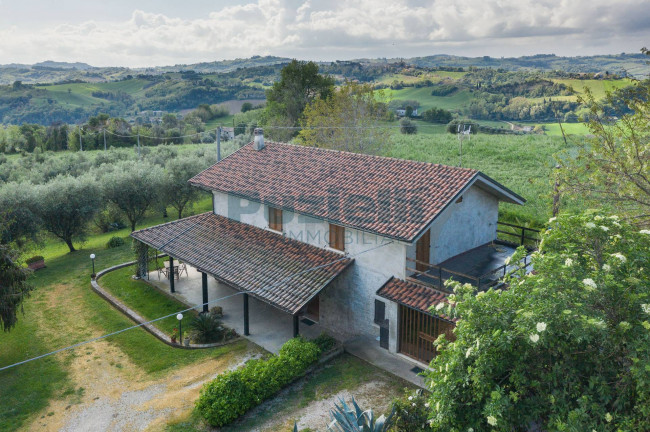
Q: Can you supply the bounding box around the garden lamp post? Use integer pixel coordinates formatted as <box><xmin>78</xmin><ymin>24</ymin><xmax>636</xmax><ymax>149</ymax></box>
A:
<box><xmin>90</xmin><ymin>253</ymin><xmax>96</xmax><ymax>277</ymax></box>
<box><xmin>177</xmin><ymin>313</ymin><xmax>183</xmax><ymax>342</ymax></box>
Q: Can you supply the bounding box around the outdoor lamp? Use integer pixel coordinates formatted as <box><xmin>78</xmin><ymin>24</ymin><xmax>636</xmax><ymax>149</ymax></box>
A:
<box><xmin>90</xmin><ymin>253</ymin><xmax>96</xmax><ymax>277</ymax></box>
<box><xmin>177</xmin><ymin>313</ymin><xmax>183</xmax><ymax>342</ymax></box>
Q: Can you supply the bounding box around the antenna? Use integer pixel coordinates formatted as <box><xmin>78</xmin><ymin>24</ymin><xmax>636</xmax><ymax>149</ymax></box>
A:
<box><xmin>456</xmin><ymin>123</ymin><xmax>471</xmax><ymax>167</ymax></box>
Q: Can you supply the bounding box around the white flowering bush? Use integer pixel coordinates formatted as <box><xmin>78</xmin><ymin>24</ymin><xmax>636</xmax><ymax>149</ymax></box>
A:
<box><xmin>426</xmin><ymin>212</ymin><xmax>650</xmax><ymax>431</ymax></box>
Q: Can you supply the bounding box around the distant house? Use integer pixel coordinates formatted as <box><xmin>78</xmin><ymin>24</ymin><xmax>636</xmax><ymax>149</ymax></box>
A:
<box><xmin>220</xmin><ymin>127</ymin><xmax>235</xmax><ymax>140</ymax></box>
<box><xmin>395</xmin><ymin>108</ymin><xmax>418</xmax><ymax>117</ymax></box>
<box><xmin>131</xmin><ymin>129</ymin><xmax>529</xmax><ymax>365</ymax></box>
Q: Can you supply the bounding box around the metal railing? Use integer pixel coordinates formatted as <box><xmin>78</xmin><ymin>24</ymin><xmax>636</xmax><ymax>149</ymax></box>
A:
<box><xmin>406</xmin><ymin>254</ymin><xmax>533</xmax><ymax>291</ymax></box>
<box><xmin>496</xmin><ymin>221</ymin><xmax>541</xmax><ymax>248</ymax></box>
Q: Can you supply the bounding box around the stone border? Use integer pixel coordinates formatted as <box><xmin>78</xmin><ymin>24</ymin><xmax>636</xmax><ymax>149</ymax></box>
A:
<box><xmin>91</xmin><ymin>259</ymin><xmax>240</xmax><ymax>350</ymax></box>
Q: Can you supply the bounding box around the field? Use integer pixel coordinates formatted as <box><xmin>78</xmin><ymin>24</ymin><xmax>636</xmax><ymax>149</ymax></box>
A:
<box><xmin>388</xmin><ymin>132</ymin><xmax>581</xmax><ymax>225</ymax></box>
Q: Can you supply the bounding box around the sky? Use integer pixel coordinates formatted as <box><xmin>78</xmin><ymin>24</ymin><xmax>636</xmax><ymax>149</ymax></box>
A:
<box><xmin>0</xmin><ymin>0</ymin><xmax>648</xmax><ymax>67</ymax></box>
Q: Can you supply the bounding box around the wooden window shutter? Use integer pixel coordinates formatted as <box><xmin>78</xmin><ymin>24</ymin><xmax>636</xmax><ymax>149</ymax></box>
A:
<box><xmin>374</xmin><ymin>299</ymin><xmax>385</xmax><ymax>324</ymax></box>
<box><xmin>329</xmin><ymin>224</ymin><xmax>345</xmax><ymax>251</ymax></box>
<box><xmin>268</xmin><ymin>207</ymin><xmax>282</xmax><ymax>231</ymax></box>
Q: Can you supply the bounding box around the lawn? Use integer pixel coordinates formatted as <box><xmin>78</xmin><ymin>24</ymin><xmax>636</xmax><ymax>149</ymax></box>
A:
<box><xmin>387</xmin><ymin>132</ymin><xmax>583</xmax><ymax>225</ymax></box>
<box><xmin>100</xmin><ymin>264</ymin><xmax>197</xmax><ymax>335</ymax></box>
<box><xmin>0</xmin><ymin>198</ymin><xmax>222</xmax><ymax>431</ymax></box>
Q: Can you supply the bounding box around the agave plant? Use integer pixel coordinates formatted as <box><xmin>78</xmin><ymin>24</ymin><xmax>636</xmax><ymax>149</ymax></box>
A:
<box><xmin>327</xmin><ymin>397</ymin><xmax>395</xmax><ymax>432</ymax></box>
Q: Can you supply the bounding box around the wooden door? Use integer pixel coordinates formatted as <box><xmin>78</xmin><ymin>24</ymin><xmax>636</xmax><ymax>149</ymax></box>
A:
<box><xmin>416</xmin><ymin>230</ymin><xmax>430</xmax><ymax>271</ymax></box>
<box><xmin>306</xmin><ymin>295</ymin><xmax>320</xmax><ymax>321</ymax></box>
<box><xmin>398</xmin><ymin>304</ymin><xmax>455</xmax><ymax>363</ymax></box>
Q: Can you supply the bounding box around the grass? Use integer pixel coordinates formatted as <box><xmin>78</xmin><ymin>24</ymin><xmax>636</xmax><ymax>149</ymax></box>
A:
<box><xmin>0</xmin><ymin>198</ymin><xmax>221</xmax><ymax>430</ymax></box>
<box><xmin>542</xmin><ymin>122</ymin><xmax>592</xmax><ymax>136</ymax></box>
<box><xmin>166</xmin><ymin>353</ymin><xmax>415</xmax><ymax>431</ymax></box>
<box><xmin>387</xmin><ymin>132</ymin><xmax>583</xmax><ymax>225</ymax></box>
<box><xmin>387</xmin><ymin>87</ymin><xmax>473</xmax><ymax>112</ymax></box>
<box><xmin>100</xmin><ymin>264</ymin><xmax>197</xmax><ymax>335</ymax></box>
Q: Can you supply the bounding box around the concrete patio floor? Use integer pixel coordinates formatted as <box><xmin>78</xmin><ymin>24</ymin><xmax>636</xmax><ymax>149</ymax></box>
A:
<box><xmin>144</xmin><ymin>263</ymin><xmax>429</xmax><ymax>387</ymax></box>
<box><xmin>146</xmin><ymin>264</ymin><xmax>325</xmax><ymax>354</ymax></box>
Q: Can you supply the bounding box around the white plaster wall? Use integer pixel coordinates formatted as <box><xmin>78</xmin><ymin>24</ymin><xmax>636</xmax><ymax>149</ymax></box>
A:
<box><xmin>212</xmin><ymin>190</ymin><xmax>407</xmax><ymax>348</ymax></box>
<box><xmin>406</xmin><ymin>184</ymin><xmax>499</xmax><ymax>268</ymax></box>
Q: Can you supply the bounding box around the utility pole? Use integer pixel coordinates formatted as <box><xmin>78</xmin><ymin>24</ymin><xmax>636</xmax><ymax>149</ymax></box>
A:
<box><xmin>216</xmin><ymin>126</ymin><xmax>221</xmax><ymax>162</ymax></box>
<box><xmin>79</xmin><ymin>126</ymin><xmax>83</xmax><ymax>151</ymax></box>
<box><xmin>103</xmin><ymin>129</ymin><xmax>106</xmax><ymax>151</ymax></box>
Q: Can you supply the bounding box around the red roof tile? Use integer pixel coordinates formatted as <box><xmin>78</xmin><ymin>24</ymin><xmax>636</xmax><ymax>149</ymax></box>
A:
<box><xmin>131</xmin><ymin>213</ymin><xmax>352</xmax><ymax>314</ymax></box>
<box><xmin>190</xmin><ymin>142</ymin><xmax>480</xmax><ymax>242</ymax></box>
<box><xmin>377</xmin><ymin>277</ymin><xmax>455</xmax><ymax>322</ymax></box>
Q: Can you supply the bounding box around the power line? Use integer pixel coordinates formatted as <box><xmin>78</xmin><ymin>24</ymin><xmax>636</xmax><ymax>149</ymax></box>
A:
<box><xmin>0</xmin><ymin>239</ymin><xmax>392</xmax><ymax>372</ymax></box>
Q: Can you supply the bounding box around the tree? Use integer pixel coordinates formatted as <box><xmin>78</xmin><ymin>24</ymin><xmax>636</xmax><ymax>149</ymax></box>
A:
<box><xmin>399</xmin><ymin>118</ymin><xmax>417</xmax><ymax>135</ymax></box>
<box><xmin>427</xmin><ymin>212</ymin><xmax>650</xmax><ymax>431</ymax></box>
<box><xmin>559</xmin><ymin>74</ymin><xmax>650</xmax><ymax>226</ymax></box>
<box><xmin>298</xmin><ymin>82</ymin><xmax>390</xmax><ymax>154</ymax></box>
<box><xmin>0</xmin><ymin>242</ymin><xmax>32</xmax><ymax>332</ymax></box>
<box><xmin>240</xmin><ymin>102</ymin><xmax>253</xmax><ymax>113</ymax></box>
<box><xmin>102</xmin><ymin>161</ymin><xmax>164</xmax><ymax>231</ymax></box>
<box><xmin>422</xmin><ymin>107</ymin><xmax>453</xmax><ymax>124</ymax></box>
<box><xmin>265</xmin><ymin>60</ymin><xmax>334</xmax><ymax>137</ymax></box>
<box><xmin>0</xmin><ymin>183</ymin><xmax>40</xmax><ymax>247</ymax></box>
<box><xmin>161</xmin><ymin>156</ymin><xmax>209</xmax><ymax>219</ymax></box>
<box><xmin>32</xmin><ymin>175</ymin><xmax>102</xmax><ymax>252</ymax></box>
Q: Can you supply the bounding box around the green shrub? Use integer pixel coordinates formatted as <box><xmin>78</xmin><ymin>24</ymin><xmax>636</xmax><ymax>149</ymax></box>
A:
<box><xmin>196</xmin><ymin>337</ymin><xmax>321</xmax><ymax>427</ymax></box>
<box><xmin>312</xmin><ymin>332</ymin><xmax>337</xmax><ymax>353</ymax></box>
<box><xmin>25</xmin><ymin>255</ymin><xmax>44</xmax><ymax>265</ymax></box>
<box><xmin>391</xmin><ymin>389</ymin><xmax>433</xmax><ymax>431</ymax></box>
<box><xmin>189</xmin><ymin>313</ymin><xmax>224</xmax><ymax>343</ymax></box>
<box><xmin>106</xmin><ymin>236</ymin><xmax>125</xmax><ymax>249</ymax></box>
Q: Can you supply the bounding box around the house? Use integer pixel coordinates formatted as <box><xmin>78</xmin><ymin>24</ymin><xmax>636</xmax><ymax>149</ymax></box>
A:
<box><xmin>396</xmin><ymin>108</ymin><xmax>418</xmax><ymax>117</ymax></box>
<box><xmin>131</xmin><ymin>129</ymin><xmax>527</xmax><ymax>365</ymax></box>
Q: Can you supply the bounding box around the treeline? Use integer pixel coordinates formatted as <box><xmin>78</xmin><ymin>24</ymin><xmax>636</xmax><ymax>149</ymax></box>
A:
<box><xmin>0</xmin><ymin>103</ymin><xmax>236</xmax><ymax>154</ymax></box>
<box><xmin>0</xmin><ymin>144</ymin><xmax>222</xmax><ymax>252</ymax></box>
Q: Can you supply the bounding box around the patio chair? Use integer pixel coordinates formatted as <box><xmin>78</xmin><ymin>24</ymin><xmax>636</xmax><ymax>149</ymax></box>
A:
<box><xmin>178</xmin><ymin>262</ymin><xmax>188</xmax><ymax>278</ymax></box>
<box><xmin>157</xmin><ymin>264</ymin><xmax>169</xmax><ymax>280</ymax></box>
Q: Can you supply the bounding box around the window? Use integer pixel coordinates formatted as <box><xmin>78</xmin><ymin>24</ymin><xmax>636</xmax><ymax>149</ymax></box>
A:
<box><xmin>329</xmin><ymin>223</ymin><xmax>345</xmax><ymax>251</ymax></box>
<box><xmin>268</xmin><ymin>207</ymin><xmax>283</xmax><ymax>232</ymax></box>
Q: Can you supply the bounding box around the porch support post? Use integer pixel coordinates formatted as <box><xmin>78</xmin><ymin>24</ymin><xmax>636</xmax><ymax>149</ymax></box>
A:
<box><xmin>169</xmin><ymin>256</ymin><xmax>175</xmax><ymax>293</ymax></box>
<box><xmin>201</xmin><ymin>272</ymin><xmax>208</xmax><ymax>313</ymax></box>
<box><xmin>243</xmin><ymin>293</ymin><xmax>250</xmax><ymax>336</ymax></box>
<box><xmin>293</xmin><ymin>314</ymin><xmax>299</xmax><ymax>338</ymax></box>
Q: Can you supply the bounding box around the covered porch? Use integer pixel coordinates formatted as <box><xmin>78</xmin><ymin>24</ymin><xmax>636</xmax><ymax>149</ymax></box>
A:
<box><xmin>131</xmin><ymin>212</ymin><xmax>353</xmax><ymax>354</ymax></box>
<box><xmin>146</xmin><ymin>264</ymin><xmax>326</xmax><ymax>353</ymax></box>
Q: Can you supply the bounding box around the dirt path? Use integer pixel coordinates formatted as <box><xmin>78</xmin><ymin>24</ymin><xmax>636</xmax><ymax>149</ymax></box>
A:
<box><xmin>25</xmin><ymin>340</ymin><xmax>260</xmax><ymax>432</ymax></box>
<box><xmin>23</xmin><ymin>282</ymin><xmax>263</xmax><ymax>432</ymax></box>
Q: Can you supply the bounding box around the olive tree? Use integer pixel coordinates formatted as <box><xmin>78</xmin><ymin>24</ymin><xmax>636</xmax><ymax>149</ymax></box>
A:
<box><xmin>0</xmin><ymin>242</ymin><xmax>32</xmax><ymax>331</ymax></box>
<box><xmin>0</xmin><ymin>182</ymin><xmax>40</xmax><ymax>247</ymax></box>
<box><xmin>161</xmin><ymin>155</ymin><xmax>210</xmax><ymax>219</ymax></box>
<box><xmin>32</xmin><ymin>175</ymin><xmax>103</xmax><ymax>252</ymax></box>
<box><xmin>427</xmin><ymin>212</ymin><xmax>650</xmax><ymax>431</ymax></box>
<box><xmin>102</xmin><ymin>160</ymin><xmax>164</xmax><ymax>231</ymax></box>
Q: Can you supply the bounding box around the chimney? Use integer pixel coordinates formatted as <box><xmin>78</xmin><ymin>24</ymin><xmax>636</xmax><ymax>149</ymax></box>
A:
<box><xmin>253</xmin><ymin>128</ymin><xmax>265</xmax><ymax>150</ymax></box>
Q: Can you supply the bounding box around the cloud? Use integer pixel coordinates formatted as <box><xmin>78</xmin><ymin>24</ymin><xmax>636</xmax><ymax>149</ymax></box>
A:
<box><xmin>0</xmin><ymin>0</ymin><xmax>647</xmax><ymax>66</ymax></box>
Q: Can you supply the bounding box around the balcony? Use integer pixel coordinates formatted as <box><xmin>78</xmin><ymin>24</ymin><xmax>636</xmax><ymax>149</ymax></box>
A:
<box><xmin>406</xmin><ymin>222</ymin><xmax>539</xmax><ymax>292</ymax></box>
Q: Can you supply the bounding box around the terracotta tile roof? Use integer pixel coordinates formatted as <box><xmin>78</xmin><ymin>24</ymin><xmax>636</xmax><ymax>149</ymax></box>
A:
<box><xmin>189</xmin><ymin>142</ymin><xmax>481</xmax><ymax>242</ymax></box>
<box><xmin>131</xmin><ymin>213</ymin><xmax>353</xmax><ymax>315</ymax></box>
<box><xmin>377</xmin><ymin>277</ymin><xmax>455</xmax><ymax>322</ymax></box>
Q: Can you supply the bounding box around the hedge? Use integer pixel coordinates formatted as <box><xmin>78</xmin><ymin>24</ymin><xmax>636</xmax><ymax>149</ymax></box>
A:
<box><xmin>196</xmin><ymin>337</ymin><xmax>321</xmax><ymax>427</ymax></box>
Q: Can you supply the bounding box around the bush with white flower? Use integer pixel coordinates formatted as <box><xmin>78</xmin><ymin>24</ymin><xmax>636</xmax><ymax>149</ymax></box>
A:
<box><xmin>426</xmin><ymin>212</ymin><xmax>650</xmax><ymax>431</ymax></box>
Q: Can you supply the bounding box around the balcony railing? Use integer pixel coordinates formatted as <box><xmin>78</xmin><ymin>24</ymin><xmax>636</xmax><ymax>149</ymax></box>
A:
<box><xmin>406</xmin><ymin>222</ymin><xmax>539</xmax><ymax>292</ymax></box>
<box><xmin>496</xmin><ymin>221</ymin><xmax>541</xmax><ymax>249</ymax></box>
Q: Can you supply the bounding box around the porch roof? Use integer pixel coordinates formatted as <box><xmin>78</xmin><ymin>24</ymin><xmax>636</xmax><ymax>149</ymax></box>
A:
<box><xmin>377</xmin><ymin>277</ymin><xmax>455</xmax><ymax>322</ymax></box>
<box><xmin>131</xmin><ymin>212</ymin><xmax>353</xmax><ymax>315</ymax></box>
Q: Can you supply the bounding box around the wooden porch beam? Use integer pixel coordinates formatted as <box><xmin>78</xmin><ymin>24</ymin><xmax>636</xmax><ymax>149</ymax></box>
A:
<box><xmin>293</xmin><ymin>314</ymin><xmax>299</xmax><ymax>338</ymax></box>
<box><xmin>169</xmin><ymin>256</ymin><xmax>175</xmax><ymax>293</ymax></box>
<box><xmin>201</xmin><ymin>272</ymin><xmax>208</xmax><ymax>313</ymax></box>
<box><xmin>243</xmin><ymin>293</ymin><xmax>250</xmax><ymax>336</ymax></box>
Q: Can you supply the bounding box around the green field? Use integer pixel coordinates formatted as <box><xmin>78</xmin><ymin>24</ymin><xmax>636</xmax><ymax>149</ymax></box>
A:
<box><xmin>387</xmin><ymin>87</ymin><xmax>473</xmax><ymax>113</ymax></box>
<box><xmin>550</xmin><ymin>78</ymin><xmax>633</xmax><ymax>99</ymax></box>
<box><xmin>387</xmin><ymin>133</ymin><xmax>582</xmax><ymax>225</ymax></box>
<box><xmin>542</xmin><ymin>122</ymin><xmax>592</xmax><ymax>136</ymax></box>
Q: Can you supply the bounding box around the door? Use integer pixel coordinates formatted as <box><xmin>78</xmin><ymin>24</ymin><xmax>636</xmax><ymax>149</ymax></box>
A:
<box><xmin>306</xmin><ymin>295</ymin><xmax>320</xmax><ymax>321</ymax></box>
<box><xmin>398</xmin><ymin>304</ymin><xmax>455</xmax><ymax>363</ymax></box>
<box><xmin>416</xmin><ymin>230</ymin><xmax>430</xmax><ymax>272</ymax></box>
